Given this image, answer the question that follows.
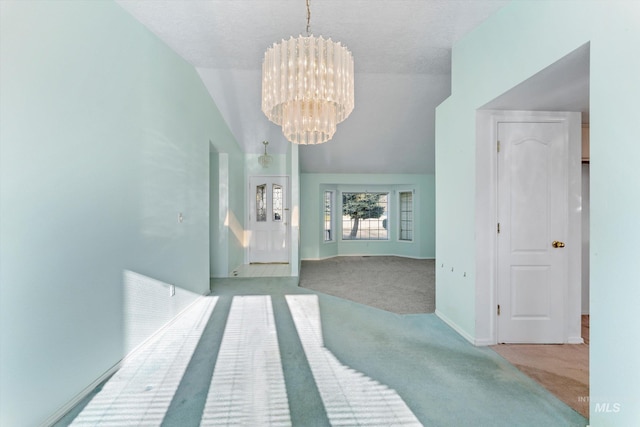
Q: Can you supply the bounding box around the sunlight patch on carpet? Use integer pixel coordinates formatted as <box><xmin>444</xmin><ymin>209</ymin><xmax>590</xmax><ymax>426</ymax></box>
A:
<box><xmin>286</xmin><ymin>294</ymin><xmax>422</xmax><ymax>426</ymax></box>
<box><xmin>201</xmin><ymin>296</ymin><xmax>291</xmax><ymax>426</ymax></box>
<box><xmin>70</xmin><ymin>296</ymin><xmax>217</xmax><ymax>426</ymax></box>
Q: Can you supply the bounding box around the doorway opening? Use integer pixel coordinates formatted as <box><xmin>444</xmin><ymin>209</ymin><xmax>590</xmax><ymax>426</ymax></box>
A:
<box><xmin>475</xmin><ymin>43</ymin><xmax>590</xmax><ymax>417</ymax></box>
<box><xmin>476</xmin><ymin>42</ymin><xmax>590</xmax><ymax>345</ymax></box>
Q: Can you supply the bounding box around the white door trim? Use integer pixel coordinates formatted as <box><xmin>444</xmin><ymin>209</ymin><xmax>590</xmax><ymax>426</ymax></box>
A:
<box><xmin>475</xmin><ymin>110</ymin><xmax>582</xmax><ymax>345</ymax></box>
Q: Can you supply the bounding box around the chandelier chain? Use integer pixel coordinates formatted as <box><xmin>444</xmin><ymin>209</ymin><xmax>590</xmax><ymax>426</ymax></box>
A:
<box><xmin>306</xmin><ymin>0</ymin><xmax>311</xmax><ymax>36</ymax></box>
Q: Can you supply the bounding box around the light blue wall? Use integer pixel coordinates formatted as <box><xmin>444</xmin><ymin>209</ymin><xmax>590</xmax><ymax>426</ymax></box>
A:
<box><xmin>208</xmin><ymin>123</ymin><xmax>245</xmax><ymax>278</ymax></box>
<box><xmin>300</xmin><ymin>174</ymin><xmax>435</xmax><ymax>260</ymax></box>
<box><xmin>0</xmin><ymin>1</ymin><xmax>242</xmax><ymax>425</ymax></box>
<box><xmin>436</xmin><ymin>1</ymin><xmax>640</xmax><ymax>424</ymax></box>
<box><xmin>210</xmin><ymin>151</ymin><xmax>225</xmax><ymax>276</ymax></box>
<box><xmin>226</xmin><ymin>150</ymin><xmax>246</xmax><ymax>275</ymax></box>
<box><xmin>288</xmin><ymin>144</ymin><xmax>301</xmax><ymax>275</ymax></box>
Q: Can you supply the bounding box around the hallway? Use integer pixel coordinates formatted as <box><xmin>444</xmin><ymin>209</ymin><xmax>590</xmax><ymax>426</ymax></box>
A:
<box><xmin>56</xmin><ymin>278</ymin><xmax>587</xmax><ymax>426</ymax></box>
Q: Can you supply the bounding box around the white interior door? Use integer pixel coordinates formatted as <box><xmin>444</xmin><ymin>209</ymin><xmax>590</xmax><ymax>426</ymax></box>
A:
<box><xmin>497</xmin><ymin>121</ymin><xmax>568</xmax><ymax>343</ymax></box>
<box><xmin>249</xmin><ymin>176</ymin><xmax>289</xmax><ymax>264</ymax></box>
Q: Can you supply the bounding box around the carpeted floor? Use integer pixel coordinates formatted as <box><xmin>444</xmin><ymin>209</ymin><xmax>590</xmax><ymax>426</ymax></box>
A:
<box><xmin>300</xmin><ymin>255</ymin><xmax>589</xmax><ymax>420</ymax></box>
<box><xmin>56</xmin><ymin>278</ymin><xmax>586</xmax><ymax>426</ymax></box>
<box><xmin>300</xmin><ymin>256</ymin><xmax>435</xmax><ymax>314</ymax></box>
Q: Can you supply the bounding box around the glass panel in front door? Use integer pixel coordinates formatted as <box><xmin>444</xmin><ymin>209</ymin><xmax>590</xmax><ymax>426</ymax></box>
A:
<box><xmin>256</xmin><ymin>184</ymin><xmax>267</xmax><ymax>222</ymax></box>
<box><xmin>273</xmin><ymin>184</ymin><xmax>283</xmax><ymax>222</ymax></box>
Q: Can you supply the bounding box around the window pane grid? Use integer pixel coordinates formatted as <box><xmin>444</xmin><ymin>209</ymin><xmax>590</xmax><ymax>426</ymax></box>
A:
<box><xmin>256</xmin><ymin>184</ymin><xmax>267</xmax><ymax>222</ymax></box>
<box><xmin>324</xmin><ymin>191</ymin><xmax>333</xmax><ymax>242</ymax></box>
<box><xmin>342</xmin><ymin>192</ymin><xmax>388</xmax><ymax>240</ymax></box>
<box><xmin>273</xmin><ymin>184</ymin><xmax>283</xmax><ymax>221</ymax></box>
<box><xmin>399</xmin><ymin>191</ymin><xmax>413</xmax><ymax>241</ymax></box>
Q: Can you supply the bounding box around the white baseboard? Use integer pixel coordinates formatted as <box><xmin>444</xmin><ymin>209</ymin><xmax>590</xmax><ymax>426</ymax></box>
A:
<box><xmin>474</xmin><ymin>337</ymin><xmax>495</xmax><ymax>346</ymax></box>
<box><xmin>435</xmin><ymin>309</ymin><xmax>477</xmax><ymax>346</ymax></box>
<box><xmin>44</xmin><ymin>292</ymin><xmax>208</xmax><ymax>426</ymax></box>
<box><xmin>42</xmin><ymin>360</ymin><xmax>122</xmax><ymax>426</ymax></box>
<box><xmin>568</xmin><ymin>336</ymin><xmax>585</xmax><ymax>344</ymax></box>
<box><xmin>435</xmin><ymin>310</ymin><xmax>584</xmax><ymax>346</ymax></box>
<box><xmin>301</xmin><ymin>254</ymin><xmax>436</xmax><ymax>261</ymax></box>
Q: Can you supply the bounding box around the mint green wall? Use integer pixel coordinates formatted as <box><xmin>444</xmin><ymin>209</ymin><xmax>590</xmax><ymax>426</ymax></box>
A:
<box><xmin>226</xmin><ymin>150</ymin><xmax>246</xmax><ymax>274</ymax></box>
<box><xmin>300</xmin><ymin>174</ymin><xmax>435</xmax><ymax>260</ymax></box>
<box><xmin>207</xmin><ymin>109</ymin><xmax>245</xmax><ymax>278</ymax></box>
<box><xmin>436</xmin><ymin>1</ymin><xmax>640</xmax><ymax>424</ymax></box>
<box><xmin>210</xmin><ymin>151</ymin><xmax>225</xmax><ymax>276</ymax></box>
<box><xmin>0</xmin><ymin>1</ymin><xmax>242</xmax><ymax>425</ymax></box>
<box><xmin>209</xmin><ymin>152</ymin><xmax>245</xmax><ymax>278</ymax></box>
<box><xmin>288</xmin><ymin>144</ymin><xmax>301</xmax><ymax>275</ymax></box>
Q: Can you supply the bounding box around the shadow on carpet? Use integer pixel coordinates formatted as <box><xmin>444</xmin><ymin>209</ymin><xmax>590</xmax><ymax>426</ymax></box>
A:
<box><xmin>209</xmin><ymin>278</ymin><xmax>586</xmax><ymax>426</ymax></box>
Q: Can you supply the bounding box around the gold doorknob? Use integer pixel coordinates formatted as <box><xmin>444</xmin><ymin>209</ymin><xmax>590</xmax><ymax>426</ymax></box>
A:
<box><xmin>552</xmin><ymin>240</ymin><xmax>565</xmax><ymax>248</ymax></box>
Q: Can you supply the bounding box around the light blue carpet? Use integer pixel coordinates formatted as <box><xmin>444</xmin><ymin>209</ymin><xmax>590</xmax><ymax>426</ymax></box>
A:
<box><xmin>56</xmin><ymin>277</ymin><xmax>587</xmax><ymax>426</ymax></box>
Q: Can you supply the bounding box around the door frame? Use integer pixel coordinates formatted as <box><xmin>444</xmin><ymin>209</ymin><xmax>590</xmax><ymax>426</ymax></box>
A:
<box><xmin>475</xmin><ymin>110</ymin><xmax>583</xmax><ymax>345</ymax></box>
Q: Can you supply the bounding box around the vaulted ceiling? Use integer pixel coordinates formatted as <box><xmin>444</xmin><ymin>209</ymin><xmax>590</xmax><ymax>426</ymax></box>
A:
<box><xmin>116</xmin><ymin>0</ymin><xmax>511</xmax><ymax>174</ymax></box>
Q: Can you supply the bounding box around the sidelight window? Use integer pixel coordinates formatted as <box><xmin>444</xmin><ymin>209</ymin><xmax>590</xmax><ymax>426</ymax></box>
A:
<box><xmin>399</xmin><ymin>191</ymin><xmax>413</xmax><ymax>241</ymax></box>
<box><xmin>273</xmin><ymin>184</ymin><xmax>283</xmax><ymax>222</ymax></box>
<box><xmin>324</xmin><ymin>191</ymin><xmax>334</xmax><ymax>242</ymax></box>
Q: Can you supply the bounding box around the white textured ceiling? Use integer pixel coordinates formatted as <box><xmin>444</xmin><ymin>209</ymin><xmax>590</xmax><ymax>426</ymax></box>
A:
<box><xmin>116</xmin><ymin>0</ymin><xmax>512</xmax><ymax>173</ymax></box>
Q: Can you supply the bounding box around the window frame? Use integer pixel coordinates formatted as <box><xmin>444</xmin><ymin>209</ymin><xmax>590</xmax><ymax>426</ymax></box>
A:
<box><xmin>398</xmin><ymin>190</ymin><xmax>414</xmax><ymax>242</ymax></box>
<box><xmin>340</xmin><ymin>191</ymin><xmax>390</xmax><ymax>241</ymax></box>
<box><xmin>323</xmin><ymin>190</ymin><xmax>335</xmax><ymax>243</ymax></box>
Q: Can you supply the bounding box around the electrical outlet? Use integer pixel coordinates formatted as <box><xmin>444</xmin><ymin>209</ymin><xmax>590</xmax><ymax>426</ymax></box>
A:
<box><xmin>169</xmin><ymin>284</ymin><xmax>175</xmax><ymax>297</ymax></box>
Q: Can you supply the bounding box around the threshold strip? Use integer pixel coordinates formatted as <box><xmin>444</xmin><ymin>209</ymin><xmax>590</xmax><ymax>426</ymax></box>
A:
<box><xmin>70</xmin><ymin>296</ymin><xmax>218</xmax><ymax>426</ymax></box>
<box><xmin>285</xmin><ymin>294</ymin><xmax>422</xmax><ymax>426</ymax></box>
<box><xmin>200</xmin><ymin>296</ymin><xmax>291</xmax><ymax>426</ymax></box>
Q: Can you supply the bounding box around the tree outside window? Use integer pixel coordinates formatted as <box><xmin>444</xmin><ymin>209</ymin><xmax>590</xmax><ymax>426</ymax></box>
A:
<box><xmin>342</xmin><ymin>192</ymin><xmax>388</xmax><ymax>240</ymax></box>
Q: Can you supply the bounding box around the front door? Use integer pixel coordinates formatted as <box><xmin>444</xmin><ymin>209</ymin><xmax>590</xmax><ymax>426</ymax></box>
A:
<box><xmin>497</xmin><ymin>121</ymin><xmax>569</xmax><ymax>343</ymax></box>
<box><xmin>249</xmin><ymin>176</ymin><xmax>289</xmax><ymax>264</ymax></box>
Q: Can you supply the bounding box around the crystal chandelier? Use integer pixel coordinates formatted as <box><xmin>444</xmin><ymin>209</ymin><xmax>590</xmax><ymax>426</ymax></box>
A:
<box><xmin>258</xmin><ymin>140</ymin><xmax>273</xmax><ymax>168</ymax></box>
<box><xmin>261</xmin><ymin>0</ymin><xmax>354</xmax><ymax>145</ymax></box>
